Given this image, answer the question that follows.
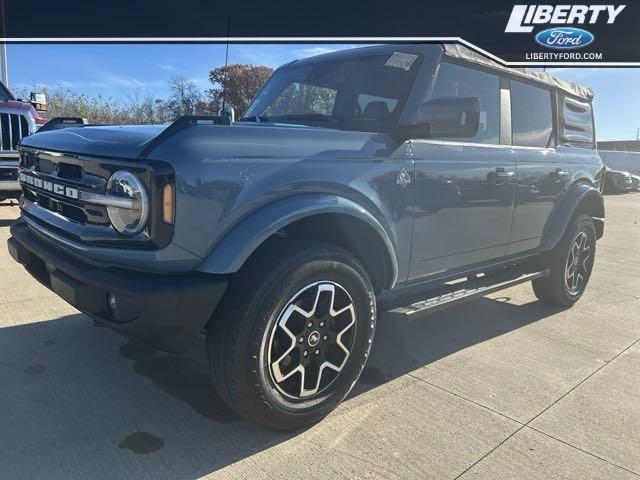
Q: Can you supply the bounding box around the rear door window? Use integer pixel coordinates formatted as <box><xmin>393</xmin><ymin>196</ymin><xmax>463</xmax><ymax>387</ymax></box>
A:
<box><xmin>510</xmin><ymin>80</ymin><xmax>554</xmax><ymax>148</ymax></box>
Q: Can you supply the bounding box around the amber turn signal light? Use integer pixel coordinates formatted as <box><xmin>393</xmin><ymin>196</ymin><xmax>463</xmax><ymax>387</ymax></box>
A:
<box><xmin>162</xmin><ymin>183</ymin><xmax>175</xmax><ymax>224</ymax></box>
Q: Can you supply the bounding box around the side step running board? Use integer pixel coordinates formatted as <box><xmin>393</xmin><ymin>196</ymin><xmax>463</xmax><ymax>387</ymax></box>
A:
<box><xmin>388</xmin><ymin>270</ymin><xmax>547</xmax><ymax>318</ymax></box>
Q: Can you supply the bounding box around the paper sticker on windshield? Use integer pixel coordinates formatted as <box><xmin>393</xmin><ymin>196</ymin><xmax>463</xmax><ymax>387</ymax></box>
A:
<box><xmin>385</xmin><ymin>52</ymin><xmax>418</xmax><ymax>70</ymax></box>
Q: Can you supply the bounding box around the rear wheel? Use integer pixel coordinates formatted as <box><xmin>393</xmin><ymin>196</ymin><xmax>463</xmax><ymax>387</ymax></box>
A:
<box><xmin>532</xmin><ymin>214</ymin><xmax>596</xmax><ymax>307</ymax></box>
<box><xmin>207</xmin><ymin>239</ymin><xmax>376</xmax><ymax>430</ymax></box>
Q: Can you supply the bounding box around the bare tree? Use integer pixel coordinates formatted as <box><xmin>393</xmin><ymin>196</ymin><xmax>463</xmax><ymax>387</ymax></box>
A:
<box><xmin>162</xmin><ymin>75</ymin><xmax>206</xmax><ymax>119</ymax></box>
<box><xmin>126</xmin><ymin>89</ymin><xmax>161</xmax><ymax>124</ymax></box>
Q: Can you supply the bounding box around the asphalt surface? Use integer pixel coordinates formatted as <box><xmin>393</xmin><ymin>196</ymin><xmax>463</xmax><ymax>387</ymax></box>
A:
<box><xmin>0</xmin><ymin>194</ymin><xmax>638</xmax><ymax>480</ymax></box>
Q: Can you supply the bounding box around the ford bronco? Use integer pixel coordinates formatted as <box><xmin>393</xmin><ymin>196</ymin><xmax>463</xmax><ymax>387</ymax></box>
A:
<box><xmin>8</xmin><ymin>44</ymin><xmax>605</xmax><ymax>430</ymax></box>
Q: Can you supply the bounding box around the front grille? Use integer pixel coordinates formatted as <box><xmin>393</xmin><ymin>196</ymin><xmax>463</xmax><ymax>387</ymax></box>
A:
<box><xmin>23</xmin><ymin>188</ymin><xmax>98</xmax><ymax>225</ymax></box>
<box><xmin>0</xmin><ymin>113</ymin><xmax>29</xmax><ymax>151</ymax></box>
<box><xmin>18</xmin><ymin>147</ymin><xmax>175</xmax><ymax>249</ymax></box>
<box><xmin>19</xmin><ymin>150</ymin><xmax>110</xmax><ymax>227</ymax></box>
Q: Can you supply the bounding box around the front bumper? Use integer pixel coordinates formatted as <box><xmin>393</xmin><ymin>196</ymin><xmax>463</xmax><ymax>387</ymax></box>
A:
<box><xmin>8</xmin><ymin>220</ymin><xmax>228</xmax><ymax>352</ymax></box>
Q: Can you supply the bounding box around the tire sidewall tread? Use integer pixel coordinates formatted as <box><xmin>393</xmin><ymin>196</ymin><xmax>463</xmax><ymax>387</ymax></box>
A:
<box><xmin>207</xmin><ymin>238</ymin><xmax>376</xmax><ymax>430</ymax></box>
<box><xmin>533</xmin><ymin>214</ymin><xmax>596</xmax><ymax>307</ymax></box>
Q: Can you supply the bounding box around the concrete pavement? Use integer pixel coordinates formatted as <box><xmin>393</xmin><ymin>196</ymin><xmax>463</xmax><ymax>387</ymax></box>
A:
<box><xmin>0</xmin><ymin>194</ymin><xmax>638</xmax><ymax>479</ymax></box>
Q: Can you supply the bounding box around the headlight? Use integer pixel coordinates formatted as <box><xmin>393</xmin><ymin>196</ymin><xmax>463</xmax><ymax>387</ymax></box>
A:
<box><xmin>106</xmin><ymin>170</ymin><xmax>149</xmax><ymax>236</ymax></box>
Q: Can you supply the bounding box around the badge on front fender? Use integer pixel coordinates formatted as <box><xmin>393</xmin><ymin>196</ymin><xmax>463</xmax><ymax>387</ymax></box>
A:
<box><xmin>396</xmin><ymin>168</ymin><xmax>411</xmax><ymax>189</ymax></box>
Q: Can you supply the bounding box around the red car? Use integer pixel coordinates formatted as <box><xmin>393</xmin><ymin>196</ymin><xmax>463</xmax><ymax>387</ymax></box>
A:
<box><xmin>0</xmin><ymin>82</ymin><xmax>47</xmax><ymax>201</ymax></box>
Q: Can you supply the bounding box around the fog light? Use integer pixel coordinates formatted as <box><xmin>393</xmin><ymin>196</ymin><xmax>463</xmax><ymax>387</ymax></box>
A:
<box><xmin>107</xmin><ymin>293</ymin><xmax>118</xmax><ymax>316</ymax></box>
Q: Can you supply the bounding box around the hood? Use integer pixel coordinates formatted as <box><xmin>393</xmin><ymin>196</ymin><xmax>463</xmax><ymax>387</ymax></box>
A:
<box><xmin>19</xmin><ymin>124</ymin><xmax>168</xmax><ymax>158</ymax></box>
<box><xmin>19</xmin><ymin>122</ymin><xmax>396</xmax><ymax>161</ymax></box>
<box><xmin>146</xmin><ymin>122</ymin><xmax>397</xmax><ymax>163</ymax></box>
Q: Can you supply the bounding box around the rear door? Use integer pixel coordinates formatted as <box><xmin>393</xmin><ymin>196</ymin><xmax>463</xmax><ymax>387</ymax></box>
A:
<box><xmin>507</xmin><ymin>80</ymin><xmax>569</xmax><ymax>254</ymax></box>
<box><xmin>408</xmin><ymin>62</ymin><xmax>516</xmax><ymax>281</ymax></box>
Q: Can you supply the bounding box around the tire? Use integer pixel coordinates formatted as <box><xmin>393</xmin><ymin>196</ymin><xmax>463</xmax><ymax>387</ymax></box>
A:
<box><xmin>207</xmin><ymin>238</ymin><xmax>376</xmax><ymax>430</ymax></box>
<box><xmin>532</xmin><ymin>214</ymin><xmax>596</xmax><ymax>307</ymax></box>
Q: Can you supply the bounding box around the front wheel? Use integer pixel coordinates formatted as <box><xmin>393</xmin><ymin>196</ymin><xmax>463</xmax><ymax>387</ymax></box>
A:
<box><xmin>207</xmin><ymin>239</ymin><xmax>376</xmax><ymax>430</ymax></box>
<box><xmin>532</xmin><ymin>214</ymin><xmax>596</xmax><ymax>307</ymax></box>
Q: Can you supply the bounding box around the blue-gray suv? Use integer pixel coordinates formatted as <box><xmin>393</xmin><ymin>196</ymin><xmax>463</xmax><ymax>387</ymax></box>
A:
<box><xmin>8</xmin><ymin>44</ymin><xmax>605</xmax><ymax>429</ymax></box>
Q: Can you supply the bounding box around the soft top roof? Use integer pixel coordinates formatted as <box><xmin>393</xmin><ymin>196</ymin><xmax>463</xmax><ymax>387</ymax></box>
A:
<box><xmin>290</xmin><ymin>43</ymin><xmax>593</xmax><ymax>102</ymax></box>
<box><xmin>442</xmin><ymin>44</ymin><xmax>593</xmax><ymax>101</ymax></box>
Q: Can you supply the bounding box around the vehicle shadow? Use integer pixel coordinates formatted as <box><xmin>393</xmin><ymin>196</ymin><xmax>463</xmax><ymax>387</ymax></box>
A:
<box><xmin>0</xmin><ymin>295</ymin><xmax>560</xmax><ymax>479</ymax></box>
<box><xmin>0</xmin><ymin>218</ymin><xmax>16</xmax><ymax>227</ymax></box>
<box><xmin>354</xmin><ymin>296</ymin><xmax>562</xmax><ymax>392</ymax></box>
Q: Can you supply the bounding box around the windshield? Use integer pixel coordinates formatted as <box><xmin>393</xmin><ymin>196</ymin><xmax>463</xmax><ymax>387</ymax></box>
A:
<box><xmin>242</xmin><ymin>52</ymin><xmax>422</xmax><ymax>133</ymax></box>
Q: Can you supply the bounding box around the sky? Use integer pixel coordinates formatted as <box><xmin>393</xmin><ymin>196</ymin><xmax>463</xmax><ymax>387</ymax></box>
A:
<box><xmin>6</xmin><ymin>43</ymin><xmax>640</xmax><ymax>141</ymax></box>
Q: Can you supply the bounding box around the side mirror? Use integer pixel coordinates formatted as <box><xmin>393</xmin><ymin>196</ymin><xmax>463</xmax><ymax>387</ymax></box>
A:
<box><xmin>417</xmin><ymin>96</ymin><xmax>480</xmax><ymax>138</ymax></box>
<box><xmin>30</xmin><ymin>92</ymin><xmax>47</xmax><ymax>113</ymax></box>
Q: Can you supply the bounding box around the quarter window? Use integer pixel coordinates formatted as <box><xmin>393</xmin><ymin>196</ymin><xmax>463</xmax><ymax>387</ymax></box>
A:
<box><xmin>511</xmin><ymin>80</ymin><xmax>554</xmax><ymax>148</ymax></box>
<box><xmin>429</xmin><ymin>62</ymin><xmax>500</xmax><ymax>144</ymax></box>
<box><xmin>561</xmin><ymin>96</ymin><xmax>594</xmax><ymax>145</ymax></box>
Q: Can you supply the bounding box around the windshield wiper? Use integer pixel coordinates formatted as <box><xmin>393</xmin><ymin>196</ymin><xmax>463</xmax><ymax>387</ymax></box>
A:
<box><xmin>237</xmin><ymin>115</ymin><xmax>271</xmax><ymax>122</ymax></box>
<box><xmin>282</xmin><ymin>113</ymin><xmax>337</xmax><ymax>123</ymax></box>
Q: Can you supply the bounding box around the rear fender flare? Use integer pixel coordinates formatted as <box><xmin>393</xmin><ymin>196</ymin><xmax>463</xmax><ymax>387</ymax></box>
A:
<box><xmin>540</xmin><ymin>183</ymin><xmax>604</xmax><ymax>251</ymax></box>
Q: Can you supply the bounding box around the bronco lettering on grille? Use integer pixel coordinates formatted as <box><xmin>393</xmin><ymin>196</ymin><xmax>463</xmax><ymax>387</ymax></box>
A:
<box><xmin>19</xmin><ymin>172</ymin><xmax>79</xmax><ymax>199</ymax></box>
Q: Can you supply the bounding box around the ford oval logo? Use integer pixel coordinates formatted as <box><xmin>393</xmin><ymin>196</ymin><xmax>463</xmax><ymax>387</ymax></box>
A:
<box><xmin>535</xmin><ymin>27</ymin><xmax>595</xmax><ymax>50</ymax></box>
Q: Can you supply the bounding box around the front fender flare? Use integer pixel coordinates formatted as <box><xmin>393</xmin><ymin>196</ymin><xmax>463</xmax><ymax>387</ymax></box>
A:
<box><xmin>197</xmin><ymin>194</ymin><xmax>399</xmax><ymax>286</ymax></box>
<box><xmin>540</xmin><ymin>183</ymin><xmax>605</xmax><ymax>251</ymax></box>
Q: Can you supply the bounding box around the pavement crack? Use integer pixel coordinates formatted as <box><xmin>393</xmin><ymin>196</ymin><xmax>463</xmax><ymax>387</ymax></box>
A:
<box><xmin>406</xmin><ymin>374</ymin><xmax>530</xmax><ymax>480</ymax></box>
<box><xmin>527</xmin><ymin>336</ymin><xmax>640</xmax><ymax>426</ymax></box>
<box><xmin>526</xmin><ymin>426</ymin><xmax>640</xmax><ymax>477</ymax></box>
<box><xmin>415</xmin><ymin>336</ymin><xmax>640</xmax><ymax>479</ymax></box>
<box><xmin>453</xmin><ymin>424</ymin><xmax>527</xmax><ymax>479</ymax></box>
<box><xmin>407</xmin><ymin>373</ymin><xmax>524</xmax><ymax>426</ymax></box>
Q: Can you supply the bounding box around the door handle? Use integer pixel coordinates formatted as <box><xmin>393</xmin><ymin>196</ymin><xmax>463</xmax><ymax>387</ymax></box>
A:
<box><xmin>489</xmin><ymin>167</ymin><xmax>515</xmax><ymax>185</ymax></box>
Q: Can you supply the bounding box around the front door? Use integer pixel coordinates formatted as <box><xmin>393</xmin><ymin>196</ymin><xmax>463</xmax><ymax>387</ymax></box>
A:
<box><xmin>409</xmin><ymin>142</ymin><xmax>516</xmax><ymax>281</ymax></box>
<box><xmin>408</xmin><ymin>61</ymin><xmax>516</xmax><ymax>282</ymax></box>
